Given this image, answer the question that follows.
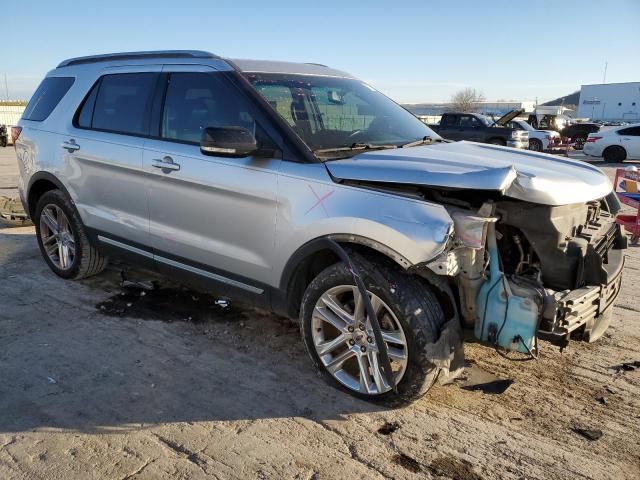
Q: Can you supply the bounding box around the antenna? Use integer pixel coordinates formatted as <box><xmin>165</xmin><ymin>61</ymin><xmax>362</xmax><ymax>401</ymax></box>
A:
<box><xmin>602</xmin><ymin>61</ymin><xmax>608</xmax><ymax>84</ymax></box>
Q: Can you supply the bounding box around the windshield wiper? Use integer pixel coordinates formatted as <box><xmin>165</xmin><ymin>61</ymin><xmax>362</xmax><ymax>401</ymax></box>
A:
<box><xmin>400</xmin><ymin>136</ymin><xmax>439</xmax><ymax>148</ymax></box>
<box><xmin>313</xmin><ymin>142</ymin><xmax>397</xmax><ymax>156</ymax></box>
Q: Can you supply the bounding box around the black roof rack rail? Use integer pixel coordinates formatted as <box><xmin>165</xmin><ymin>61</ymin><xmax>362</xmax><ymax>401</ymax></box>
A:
<box><xmin>57</xmin><ymin>50</ymin><xmax>219</xmax><ymax>68</ymax></box>
<box><xmin>304</xmin><ymin>62</ymin><xmax>329</xmax><ymax>67</ymax></box>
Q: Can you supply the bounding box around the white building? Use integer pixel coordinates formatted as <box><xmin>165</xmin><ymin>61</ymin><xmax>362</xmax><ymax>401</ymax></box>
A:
<box><xmin>577</xmin><ymin>82</ymin><xmax>640</xmax><ymax>122</ymax></box>
<box><xmin>0</xmin><ymin>104</ymin><xmax>25</xmax><ymax>126</ymax></box>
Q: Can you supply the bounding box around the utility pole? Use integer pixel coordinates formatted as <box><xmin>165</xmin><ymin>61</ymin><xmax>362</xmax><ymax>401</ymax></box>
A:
<box><xmin>602</xmin><ymin>61</ymin><xmax>608</xmax><ymax>84</ymax></box>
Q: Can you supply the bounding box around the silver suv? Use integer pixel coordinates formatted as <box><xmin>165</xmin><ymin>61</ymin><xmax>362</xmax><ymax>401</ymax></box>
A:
<box><xmin>16</xmin><ymin>51</ymin><xmax>626</xmax><ymax>404</ymax></box>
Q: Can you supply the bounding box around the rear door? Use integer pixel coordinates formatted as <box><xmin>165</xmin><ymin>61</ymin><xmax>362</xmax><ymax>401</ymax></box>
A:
<box><xmin>618</xmin><ymin>126</ymin><xmax>640</xmax><ymax>158</ymax></box>
<box><xmin>142</xmin><ymin>65</ymin><xmax>282</xmax><ymax>299</ymax></box>
<box><xmin>66</xmin><ymin>66</ymin><xmax>161</xmax><ymax>250</ymax></box>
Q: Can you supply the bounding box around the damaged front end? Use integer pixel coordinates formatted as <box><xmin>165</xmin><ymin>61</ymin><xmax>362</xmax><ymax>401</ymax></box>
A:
<box><xmin>425</xmin><ymin>196</ymin><xmax>627</xmax><ymax>353</ymax></box>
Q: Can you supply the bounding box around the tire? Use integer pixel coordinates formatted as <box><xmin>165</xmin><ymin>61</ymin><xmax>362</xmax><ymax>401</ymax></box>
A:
<box><xmin>34</xmin><ymin>189</ymin><xmax>108</xmax><ymax>279</ymax></box>
<box><xmin>603</xmin><ymin>145</ymin><xmax>627</xmax><ymax>163</ymax></box>
<box><xmin>300</xmin><ymin>252</ymin><xmax>447</xmax><ymax>404</ymax></box>
<box><xmin>488</xmin><ymin>138</ymin><xmax>506</xmax><ymax>146</ymax></box>
<box><xmin>529</xmin><ymin>138</ymin><xmax>543</xmax><ymax>152</ymax></box>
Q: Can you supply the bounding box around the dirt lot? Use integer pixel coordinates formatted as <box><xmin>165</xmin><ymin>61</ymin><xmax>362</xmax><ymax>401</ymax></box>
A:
<box><xmin>1</xmin><ymin>147</ymin><xmax>639</xmax><ymax>480</ymax></box>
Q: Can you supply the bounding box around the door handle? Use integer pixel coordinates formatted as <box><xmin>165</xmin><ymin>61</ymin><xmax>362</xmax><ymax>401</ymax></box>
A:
<box><xmin>62</xmin><ymin>140</ymin><xmax>80</xmax><ymax>152</ymax></box>
<box><xmin>152</xmin><ymin>156</ymin><xmax>181</xmax><ymax>172</ymax></box>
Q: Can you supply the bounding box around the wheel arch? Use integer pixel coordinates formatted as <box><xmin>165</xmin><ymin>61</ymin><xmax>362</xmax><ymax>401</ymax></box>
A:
<box><xmin>278</xmin><ymin>235</ymin><xmax>418</xmax><ymax>319</ymax></box>
<box><xmin>26</xmin><ymin>172</ymin><xmax>72</xmax><ymax>218</ymax></box>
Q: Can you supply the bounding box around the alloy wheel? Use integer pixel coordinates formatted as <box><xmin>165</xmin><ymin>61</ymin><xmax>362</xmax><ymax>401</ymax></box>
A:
<box><xmin>311</xmin><ymin>285</ymin><xmax>408</xmax><ymax>395</ymax></box>
<box><xmin>39</xmin><ymin>204</ymin><xmax>76</xmax><ymax>270</ymax></box>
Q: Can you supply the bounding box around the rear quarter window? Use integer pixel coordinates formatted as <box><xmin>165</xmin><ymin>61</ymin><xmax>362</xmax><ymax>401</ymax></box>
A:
<box><xmin>22</xmin><ymin>77</ymin><xmax>75</xmax><ymax>121</ymax></box>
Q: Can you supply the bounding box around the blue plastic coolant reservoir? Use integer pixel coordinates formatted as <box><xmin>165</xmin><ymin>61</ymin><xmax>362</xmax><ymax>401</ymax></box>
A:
<box><xmin>474</xmin><ymin>223</ymin><xmax>539</xmax><ymax>353</ymax></box>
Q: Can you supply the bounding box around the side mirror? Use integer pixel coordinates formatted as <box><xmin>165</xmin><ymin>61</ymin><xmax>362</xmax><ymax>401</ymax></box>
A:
<box><xmin>200</xmin><ymin>126</ymin><xmax>257</xmax><ymax>158</ymax></box>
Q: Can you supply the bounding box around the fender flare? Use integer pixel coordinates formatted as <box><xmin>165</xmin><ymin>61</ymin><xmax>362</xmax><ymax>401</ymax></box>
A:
<box><xmin>278</xmin><ymin>233</ymin><xmax>413</xmax><ymax>292</ymax></box>
<box><xmin>26</xmin><ymin>171</ymin><xmax>73</xmax><ymax>217</ymax></box>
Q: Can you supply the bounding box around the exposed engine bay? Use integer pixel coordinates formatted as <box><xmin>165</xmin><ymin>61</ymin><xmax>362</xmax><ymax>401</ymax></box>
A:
<box><xmin>421</xmin><ymin>190</ymin><xmax>627</xmax><ymax>355</ymax></box>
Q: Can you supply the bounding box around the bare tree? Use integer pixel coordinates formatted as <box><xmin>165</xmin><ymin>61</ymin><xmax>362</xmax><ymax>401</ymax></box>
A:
<box><xmin>449</xmin><ymin>88</ymin><xmax>486</xmax><ymax>112</ymax></box>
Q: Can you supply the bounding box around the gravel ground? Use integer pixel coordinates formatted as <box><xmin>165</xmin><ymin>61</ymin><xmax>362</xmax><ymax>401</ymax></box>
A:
<box><xmin>1</xmin><ymin>147</ymin><xmax>639</xmax><ymax>479</ymax></box>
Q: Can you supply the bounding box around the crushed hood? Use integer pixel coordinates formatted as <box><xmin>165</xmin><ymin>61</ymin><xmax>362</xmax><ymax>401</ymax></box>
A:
<box><xmin>325</xmin><ymin>141</ymin><xmax>612</xmax><ymax>206</ymax></box>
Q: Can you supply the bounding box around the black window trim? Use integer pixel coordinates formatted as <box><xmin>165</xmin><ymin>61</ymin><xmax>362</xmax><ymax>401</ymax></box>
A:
<box><xmin>71</xmin><ymin>68</ymin><xmax>312</xmax><ymax>163</ymax></box>
<box><xmin>72</xmin><ymin>72</ymin><xmax>161</xmax><ymax>139</ymax></box>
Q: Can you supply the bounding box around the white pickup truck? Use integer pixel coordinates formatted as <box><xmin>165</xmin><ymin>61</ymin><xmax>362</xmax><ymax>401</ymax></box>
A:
<box><xmin>505</xmin><ymin>118</ymin><xmax>562</xmax><ymax>152</ymax></box>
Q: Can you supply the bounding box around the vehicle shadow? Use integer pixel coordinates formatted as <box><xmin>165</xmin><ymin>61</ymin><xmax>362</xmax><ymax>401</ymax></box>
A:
<box><xmin>0</xmin><ymin>230</ymin><xmax>386</xmax><ymax>435</ymax></box>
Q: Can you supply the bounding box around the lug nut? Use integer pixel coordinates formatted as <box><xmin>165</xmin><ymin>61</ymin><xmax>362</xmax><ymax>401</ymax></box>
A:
<box><xmin>360</xmin><ymin>346</ymin><xmax>367</xmax><ymax>352</ymax></box>
<box><xmin>367</xmin><ymin>336</ymin><xmax>373</xmax><ymax>343</ymax></box>
<box><xmin>349</xmin><ymin>339</ymin><xmax>355</xmax><ymax>346</ymax></box>
<box><xmin>347</xmin><ymin>326</ymin><xmax>354</xmax><ymax>333</ymax></box>
<box><xmin>359</xmin><ymin>324</ymin><xmax>365</xmax><ymax>331</ymax></box>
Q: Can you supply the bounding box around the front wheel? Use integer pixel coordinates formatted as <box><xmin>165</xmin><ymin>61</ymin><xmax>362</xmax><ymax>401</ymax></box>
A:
<box><xmin>528</xmin><ymin>138</ymin><xmax>543</xmax><ymax>152</ymax></box>
<box><xmin>300</xmin><ymin>254</ymin><xmax>447</xmax><ymax>404</ymax></box>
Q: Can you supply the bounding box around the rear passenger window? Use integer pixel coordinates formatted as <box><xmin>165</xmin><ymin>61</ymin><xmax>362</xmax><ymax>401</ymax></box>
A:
<box><xmin>161</xmin><ymin>72</ymin><xmax>257</xmax><ymax>144</ymax></box>
<box><xmin>81</xmin><ymin>73</ymin><xmax>156</xmax><ymax>136</ymax></box>
<box><xmin>22</xmin><ymin>77</ymin><xmax>75</xmax><ymax>121</ymax></box>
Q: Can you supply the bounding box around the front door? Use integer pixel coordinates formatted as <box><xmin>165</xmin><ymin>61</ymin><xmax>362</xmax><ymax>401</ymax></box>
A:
<box><xmin>143</xmin><ymin>66</ymin><xmax>281</xmax><ymax>299</ymax></box>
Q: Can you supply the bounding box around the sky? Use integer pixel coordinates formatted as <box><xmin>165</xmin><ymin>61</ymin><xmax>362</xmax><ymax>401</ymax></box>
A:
<box><xmin>1</xmin><ymin>0</ymin><xmax>639</xmax><ymax>104</ymax></box>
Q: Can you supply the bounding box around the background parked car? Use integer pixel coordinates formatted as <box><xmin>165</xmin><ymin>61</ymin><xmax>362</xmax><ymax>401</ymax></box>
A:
<box><xmin>504</xmin><ymin>119</ymin><xmax>561</xmax><ymax>152</ymax></box>
<box><xmin>584</xmin><ymin>123</ymin><xmax>640</xmax><ymax>162</ymax></box>
<box><xmin>428</xmin><ymin>111</ymin><xmax>528</xmax><ymax>148</ymax></box>
<box><xmin>560</xmin><ymin>122</ymin><xmax>601</xmax><ymax>149</ymax></box>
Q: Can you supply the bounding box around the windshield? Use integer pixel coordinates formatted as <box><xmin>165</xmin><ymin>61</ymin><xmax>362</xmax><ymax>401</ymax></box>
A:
<box><xmin>477</xmin><ymin>115</ymin><xmax>494</xmax><ymax>126</ymax></box>
<box><xmin>513</xmin><ymin>120</ymin><xmax>534</xmax><ymax>131</ymax></box>
<box><xmin>245</xmin><ymin>73</ymin><xmax>439</xmax><ymax>154</ymax></box>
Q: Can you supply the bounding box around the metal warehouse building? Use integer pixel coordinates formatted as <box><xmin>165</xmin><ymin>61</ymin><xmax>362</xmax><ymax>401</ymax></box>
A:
<box><xmin>577</xmin><ymin>82</ymin><xmax>640</xmax><ymax>122</ymax></box>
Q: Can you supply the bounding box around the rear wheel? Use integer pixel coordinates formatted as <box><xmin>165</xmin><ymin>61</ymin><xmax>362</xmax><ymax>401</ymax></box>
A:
<box><xmin>603</xmin><ymin>145</ymin><xmax>626</xmax><ymax>163</ymax></box>
<box><xmin>300</xmin><ymin>253</ymin><xmax>447</xmax><ymax>404</ymax></box>
<box><xmin>34</xmin><ymin>189</ymin><xmax>108</xmax><ymax>279</ymax></box>
<box><xmin>528</xmin><ymin>138</ymin><xmax>543</xmax><ymax>152</ymax></box>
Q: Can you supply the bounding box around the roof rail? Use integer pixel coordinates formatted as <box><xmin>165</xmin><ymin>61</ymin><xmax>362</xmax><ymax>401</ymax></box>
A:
<box><xmin>57</xmin><ymin>50</ymin><xmax>219</xmax><ymax>68</ymax></box>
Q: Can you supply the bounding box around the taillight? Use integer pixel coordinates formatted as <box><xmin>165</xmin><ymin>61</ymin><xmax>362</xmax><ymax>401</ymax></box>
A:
<box><xmin>586</xmin><ymin>136</ymin><xmax>602</xmax><ymax>143</ymax></box>
<box><xmin>10</xmin><ymin>126</ymin><xmax>22</xmax><ymax>146</ymax></box>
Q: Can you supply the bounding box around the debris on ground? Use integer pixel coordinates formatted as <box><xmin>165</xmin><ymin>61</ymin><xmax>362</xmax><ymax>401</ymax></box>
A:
<box><xmin>609</xmin><ymin>360</ymin><xmax>640</xmax><ymax>373</ymax></box>
<box><xmin>391</xmin><ymin>453</ymin><xmax>422</xmax><ymax>473</ymax></box>
<box><xmin>377</xmin><ymin>421</ymin><xmax>400</xmax><ymax>435</ymax></box>
<box><xmin>429</xmin><ymin>456</ymin><xmax>484</xmax><ymax>480</ymax></box>
<box><xmin>571</xmin><ymin>427</ymin><xmax>603</xmax><ymax>441</ymax></box>
<box><xmin>0</xmin><ymin>196</ymin><xmax>32</xmax><ymax>227</ymax></box>
<box><xmin>595</xmin><ymin>395</ymin><xmax>608</xmax><ymax>405</ymax></box>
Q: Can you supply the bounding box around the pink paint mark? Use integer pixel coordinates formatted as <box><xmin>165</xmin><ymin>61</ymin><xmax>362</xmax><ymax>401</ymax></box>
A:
<box><xmin>305</xmin><ymin>184</ymin><xmax>335</xmax><ymax>217</ymax></box>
